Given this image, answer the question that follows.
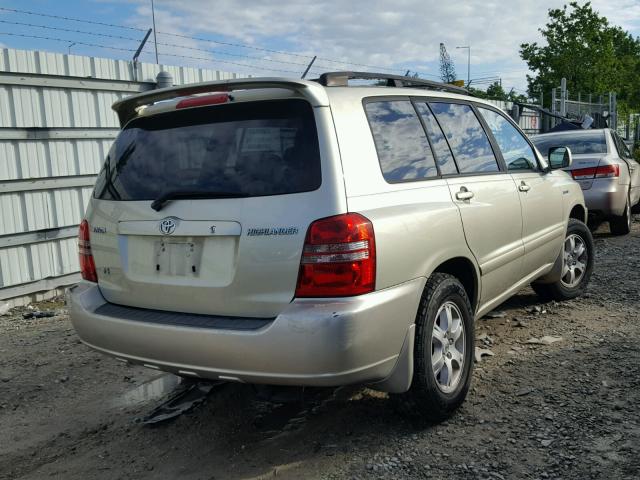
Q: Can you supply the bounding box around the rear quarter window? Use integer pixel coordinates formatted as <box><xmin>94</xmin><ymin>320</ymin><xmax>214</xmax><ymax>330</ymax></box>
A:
<box><xmin>364</xmin><ymin>100</ymin><xmax>438</xmax><ymax>183</ymax></box>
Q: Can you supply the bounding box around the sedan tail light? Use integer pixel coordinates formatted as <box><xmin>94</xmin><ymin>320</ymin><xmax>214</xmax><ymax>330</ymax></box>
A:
<box><xmin>571</xmin><ymin>164</ymin><xmax>620</xmax><ymax>180</ymax></box>
<box><xmin>78</xmin><ymin>220</ymin><xmax>98</xmax><ymax>282</ymax></box>
<box><xmin>594</xmin><ymin>164</ymin><xmax>620</xmax><ymax>178</ymax></box>
<box><xmin>295</xmin><ymin>213</ymin><xmax>376</xmax><ymax>297</ymax></box>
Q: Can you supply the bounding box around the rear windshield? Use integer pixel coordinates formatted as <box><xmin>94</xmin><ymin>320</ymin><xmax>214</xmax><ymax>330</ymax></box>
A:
<box><xmin>94</xmin><ymin>99</ymin><xmax>321</xmax><ymax>201</ymax></box>
<box><xmin>531</xmin><ymin>131</ymin><xmax>607</xmax><ymax>156</ymax></box>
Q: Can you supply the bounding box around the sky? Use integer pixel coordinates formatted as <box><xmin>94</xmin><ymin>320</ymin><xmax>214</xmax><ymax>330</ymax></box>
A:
<box><xmin>1</xmin><ymin>0</ymin><xmax>639</xmax><ymax>96</ymax></box>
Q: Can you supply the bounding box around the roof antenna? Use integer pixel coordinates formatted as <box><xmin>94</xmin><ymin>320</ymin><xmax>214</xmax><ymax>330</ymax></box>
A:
<box><xmin>301</xmin><ymin>56</ymin><xmax>317</xmax><ymax>79</ymax></box>
<box><xmin>132</xmin><ymin>28</ymin><xmax>152</xmax><ymax>82</ymax></box>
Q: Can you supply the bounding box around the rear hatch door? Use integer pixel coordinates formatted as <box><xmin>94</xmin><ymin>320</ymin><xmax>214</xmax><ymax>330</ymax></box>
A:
<box><xmin>87</xmin><ymin>97</ymin><xmax>343</xmax><ymax>318</ymax></box>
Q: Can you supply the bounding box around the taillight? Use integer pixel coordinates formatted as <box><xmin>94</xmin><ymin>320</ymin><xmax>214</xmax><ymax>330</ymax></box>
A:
<box><xmin>595</xmin><ymin>164</ymin><xmax>620</xmax><ymax>178</ymax></box>
<box><xmin>78</xmin><ymin>220</ymin><xmax>98</xmax><ymax>283</ymax></box>
<box><xmin>570</xmin><ymin>167</ymin><xmax>597</xmax><ymax>180</ymax></box>
<box><xmin>571</xmin><ymin>164</ymin><xmax>620</xmax><ymax>180</ymax></box>
<box><xmin>295</xmin><ymin>213</ymin><xmax>376</xmax><ymax>297</ymax></box>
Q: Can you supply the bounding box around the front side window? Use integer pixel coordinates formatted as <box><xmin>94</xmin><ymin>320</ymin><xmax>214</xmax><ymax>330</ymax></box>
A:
<box><xmin>364</xmin><ymin>100</ymin><xmax>438</xmax><ymax>183</ymax></box>
<box><xmin>479</xmin><ymin>107</ymin><xmax>538</xmax><ymax>171</ymax></box>
<box><xmin>429</xmin><ymin>102</ymin><xmax>500</xmax><ymax>174</ymax></box>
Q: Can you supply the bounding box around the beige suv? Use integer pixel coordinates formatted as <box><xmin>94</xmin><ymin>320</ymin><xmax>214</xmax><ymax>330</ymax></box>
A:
<box><xmin>69</xmin><ymin>72</ymin><xmax>592</xmax><ymax>421</ymax></box>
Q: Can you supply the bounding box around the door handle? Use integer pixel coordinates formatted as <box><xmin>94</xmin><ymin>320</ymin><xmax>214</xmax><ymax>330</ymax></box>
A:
<box><xmin>455</xmin><ymin>187</ymin><xmax>474</xmax><ymax>201</ymax></box>
<box><xmin>519</xmin><ymin>181</ymin><xmax>531</xmax><ymax>192</ymax></box>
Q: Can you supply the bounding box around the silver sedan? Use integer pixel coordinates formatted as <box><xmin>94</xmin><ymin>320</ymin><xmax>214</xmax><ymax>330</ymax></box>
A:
<box><xmin>532</xmin><ymin>128</ymin><xmax>640</xmax><ymax>235</ymax></box>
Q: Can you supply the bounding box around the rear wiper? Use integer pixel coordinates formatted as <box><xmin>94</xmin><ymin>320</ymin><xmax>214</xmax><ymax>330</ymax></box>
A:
<box><xmin>151</xmin><ymin>190</ymin><xmax>248</xmax><ymax>211</ymax></box>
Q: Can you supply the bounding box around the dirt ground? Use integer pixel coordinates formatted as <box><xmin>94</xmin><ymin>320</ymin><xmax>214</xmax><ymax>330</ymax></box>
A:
<box><xmin>1</xmin><ymin>220</ymin><xmax>639</xmax><ymax>480</ymax></box>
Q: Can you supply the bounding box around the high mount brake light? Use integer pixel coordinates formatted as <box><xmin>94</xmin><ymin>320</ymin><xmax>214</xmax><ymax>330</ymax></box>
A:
<box><xmin>295</xmin><ymin>213</ymin><xmax>376</xmax><ymax>297</ymax></box>
<box><xmin>78</xmin><ymin>220</ymin><xmax>98</xmax><ymax>283</ymax></box>
<box><xmin>176</xmin><ymin>94</ymin><xmax>230</xmax><ymax>109</ymax></box>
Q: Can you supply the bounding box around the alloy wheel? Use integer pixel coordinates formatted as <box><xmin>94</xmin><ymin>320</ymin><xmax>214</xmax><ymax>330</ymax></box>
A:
<box><xmin>431</xmin><ymin>301</ymin><xmax>465</xmax><ymax>393</ymax></box>
<box><xmin>561</xmin><ymin>233</ymin><xmax>588</xmax><ymax>288</ymax></box>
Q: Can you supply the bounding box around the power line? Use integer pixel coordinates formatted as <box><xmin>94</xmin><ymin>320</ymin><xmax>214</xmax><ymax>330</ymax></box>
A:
<box><xmin>0</xmin><ymin>32</ymin><xmax>323</xmax><ymax>76</ymax></box>
<box><xmin>0</xmin><ymin>7</ymin><xmax>147</xmax><ymax>32</ymax></box>
<box><xmin>156</xmin><ymin>30</ymin><xmax>415</xmax><ymax>74</ymax></box>
<box><xmin>0</xmin><ymin>32</ymin><xmax>138</xmax><ymax>53</ymax></box>
<box><xmin>0</xmin><ymin>6</ymin><xmax>428</xmax><ymax>76</ymax></box>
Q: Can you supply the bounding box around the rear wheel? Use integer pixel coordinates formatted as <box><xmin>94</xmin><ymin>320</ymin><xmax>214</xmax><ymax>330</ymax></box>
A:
<box><xmin>392</xmin><ymin>273</ymin><xmax>474</xmax><ymax>423</ymax></box>
<box><xmin>532</xmin><ymin>218</ymin><xmax>594</xmax><ymax>301</ymax></box>
<box><xmin>610</xmin><ymin>192</ymin><xmax>632</xmax><ymax>236</ymax></box>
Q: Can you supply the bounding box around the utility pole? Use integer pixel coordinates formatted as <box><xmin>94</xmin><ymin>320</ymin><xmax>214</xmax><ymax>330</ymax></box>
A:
<box><xmin>456</xmin><ymin>46</ymin><xmax>470</xmax><ymax>87</ymax></box>
<box><xmin>151</xmin><ymin>0</ymin><xmax>159</xmax><ymax>64</ymax></box>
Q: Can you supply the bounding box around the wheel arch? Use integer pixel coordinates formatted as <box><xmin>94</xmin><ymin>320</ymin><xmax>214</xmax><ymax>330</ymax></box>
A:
<box><xmin>431</xmin><ymin>256</ymin><xmax>479</xmax><ymax>313</ymax></box>
<box><xmin>569</xmin><ymin>204</ymin><xmax>587</xmax><ymax>224</ymax></box>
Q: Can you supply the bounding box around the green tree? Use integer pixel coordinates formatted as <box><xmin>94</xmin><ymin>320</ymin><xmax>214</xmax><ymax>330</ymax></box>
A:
<box><xmin>486</xmin><ymin>81</ymin><xmax>507</xmax><ymax>100</ymax></box>
<box><xmin>520</xmin><ymin>2</ymin><xmax>640</xmax><ymax>110</ymax></box>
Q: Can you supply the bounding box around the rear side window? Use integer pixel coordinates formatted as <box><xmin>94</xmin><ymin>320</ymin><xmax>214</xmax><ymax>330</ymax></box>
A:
<box><xmin>94</xmin><ymin>99</ymin><xmax>321</xmax><ymax>201</ymax></box>
<box><xmin>612</xmin><ymin>132</ymin><xmax>632</xmax><ymax>159</ymax></box>
<box><xmin>478</xmin><ymin>107</ymin><xmax>538</xmax><ymax>171</ymax></box>
<box><xmin>429</xmin><ymin>102</ymin><xmax>500</xmax><ymax>173</ymax></box>
<box><xmin>364</xmin><ymin>100</ymin><xmax>438</xmax><ymax>183</ymax></box>
<box><xmin>414</xmin><ymin>103</ymin><xmax>458</xmax><ymax>175</ymax></box>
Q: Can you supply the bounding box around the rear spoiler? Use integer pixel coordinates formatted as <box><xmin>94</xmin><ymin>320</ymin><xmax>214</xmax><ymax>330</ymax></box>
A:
<box><xmin>112</xmin><ymin>77</ymin><xmax>329</xmax><ymax>127</ymax></box>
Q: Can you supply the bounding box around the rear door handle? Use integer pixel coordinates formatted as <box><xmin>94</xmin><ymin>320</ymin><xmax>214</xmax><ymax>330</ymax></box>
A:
<box><xmin>519</xmin><ymin>181</ymin><xmax>531</xmax><ymax>192</ymax></box>
<box><xmin>455</xmin><ymin>187</ymin><xmax>474</xmax><ymax>201</ymax></box>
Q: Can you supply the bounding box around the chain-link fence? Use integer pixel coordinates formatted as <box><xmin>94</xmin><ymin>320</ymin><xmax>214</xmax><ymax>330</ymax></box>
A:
<box><xmin>551</xmin><ymin>78</ymin><xmax>617</xmax><ymax>130</ymax></box>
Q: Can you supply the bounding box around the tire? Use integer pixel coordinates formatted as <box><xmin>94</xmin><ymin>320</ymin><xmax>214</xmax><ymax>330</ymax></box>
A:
<box><xmin>532</xmin><ymin>218</ymin><xmax>594</xmax><ymax>301</ymax></box>
<box><xmin>392</xmin><ymin>273</ymin><xmax>474</xmax><ymax>423</ymax></box>
<box><xmin>610</xmin><ymin>192</ymin><xmax>632</xmax><ymax>236</ymax></box>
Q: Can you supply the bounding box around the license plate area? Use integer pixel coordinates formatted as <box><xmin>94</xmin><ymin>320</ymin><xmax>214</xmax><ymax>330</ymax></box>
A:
<box><xmin>154</xmin><ymin>239</ymin><xmax>203</xmax><ymax>277</ymax></box>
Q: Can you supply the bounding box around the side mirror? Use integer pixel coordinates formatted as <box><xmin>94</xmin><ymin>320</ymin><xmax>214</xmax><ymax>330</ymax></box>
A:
<box><xmin>548</xmin><ymin>146</ymin><xmax>573</xmax><ymax>170</ymax></box>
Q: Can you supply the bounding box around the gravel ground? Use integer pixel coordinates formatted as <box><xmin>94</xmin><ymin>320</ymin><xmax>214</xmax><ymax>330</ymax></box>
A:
<box><xmin>1</xmin><ymin>220</ymin><xmax>639</xmax><ymax>480</ymax></box>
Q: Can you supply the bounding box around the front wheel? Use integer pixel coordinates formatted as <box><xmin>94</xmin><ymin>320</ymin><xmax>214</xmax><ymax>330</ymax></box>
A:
<box><xmin>392</xmin><ymin>273</ymin><xmax>474</xmax><ymax>423</ymax></box>
<box><xmin>532</xmin><ymin>218</ymin><xmax>594</xmax><ymax>301</ymax></box>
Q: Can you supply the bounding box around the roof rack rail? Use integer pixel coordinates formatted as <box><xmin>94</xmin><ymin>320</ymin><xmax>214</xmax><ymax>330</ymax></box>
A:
<box><xmin>314</xmin><ymin>71</ymin><xmax>468</xmax><ymax>95</ymax></box>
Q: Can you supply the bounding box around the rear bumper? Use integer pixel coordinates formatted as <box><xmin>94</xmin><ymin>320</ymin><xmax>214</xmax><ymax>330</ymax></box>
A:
<box><xmin>583</xmin><ymin>178</ymin><xmax>628</xmax><ymax>217</ymax></box>
<box><xmin>69</xmin><ymin>279</ymin><xmax>423</xmax><ymax>387</ymax></box>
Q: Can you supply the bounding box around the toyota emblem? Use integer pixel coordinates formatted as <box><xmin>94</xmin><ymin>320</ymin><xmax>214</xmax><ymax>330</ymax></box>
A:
<box><xmin>159</xmin><ymin>218</ymin><xmax>177</xmax><ymax>235</ymax></box>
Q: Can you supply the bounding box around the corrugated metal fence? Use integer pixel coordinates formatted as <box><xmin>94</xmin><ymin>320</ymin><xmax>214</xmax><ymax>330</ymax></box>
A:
<box><xmin>0</xmin><ymin>48</ymin><xmax>244</xmax><ymax>305</ymax></box>
<box><xmin>486</xmin><ymin>99</ymin><xmax>542</xmax><ymax>136</ymax></box>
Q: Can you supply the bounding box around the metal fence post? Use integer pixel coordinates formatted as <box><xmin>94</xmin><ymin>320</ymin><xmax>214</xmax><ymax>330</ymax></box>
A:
<box><xmin>560</xmin><ymin>78</ymin><xmax>567</xmax><ymax>117</ymax></box>
<box><xmin>610</xmin><ymin>92</ymin><xmax>617</xmax><ymax>130</ymax></box>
